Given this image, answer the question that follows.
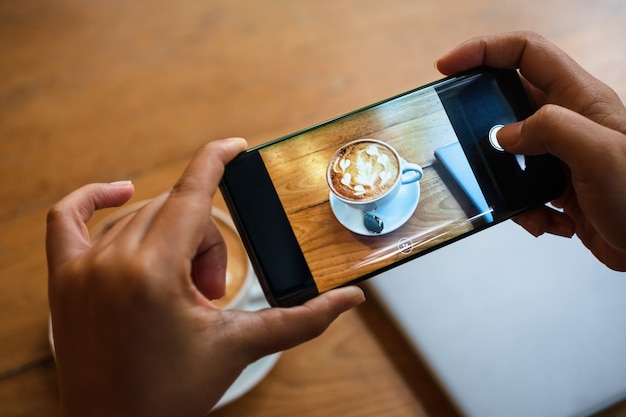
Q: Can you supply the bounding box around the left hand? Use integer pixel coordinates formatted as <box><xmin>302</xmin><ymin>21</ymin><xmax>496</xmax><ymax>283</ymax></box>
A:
<box><xmin>47</xmin><ymin>137</ymin><xmax>365</xmax><ymax>417</ymax></box>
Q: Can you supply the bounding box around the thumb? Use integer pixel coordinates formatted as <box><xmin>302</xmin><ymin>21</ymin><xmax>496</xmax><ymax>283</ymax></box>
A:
<box><xmin>498</xmin><ymin>104</ymin><xmax>626</xmax><ymax>254</ymax></box>
<box><xmin>232</xmin><ymin>286</ymin><xmax>365</xmax><ymax>361</ymax></box>
<box><xmin>496</xmin><ymin>104</ymin><xmax>617</xmax><ymax>176</ymax></box>
<box><xmin>46</xmin><ymin>181</ymin><xmax>135</xmax><ymax>271</ymax></box>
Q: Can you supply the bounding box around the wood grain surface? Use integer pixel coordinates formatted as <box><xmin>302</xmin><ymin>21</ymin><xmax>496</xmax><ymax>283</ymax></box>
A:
<box><xmin>1</xmin><ymin>0</ymin><xmax>625</xmax><ymax>416</ymax></box>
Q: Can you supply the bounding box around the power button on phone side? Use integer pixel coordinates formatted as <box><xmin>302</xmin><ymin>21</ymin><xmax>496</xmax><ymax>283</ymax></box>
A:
<box><xmin>489</xmin><ymin>125</ymin><xmax>505</xmax><ymax>152</ymax></box>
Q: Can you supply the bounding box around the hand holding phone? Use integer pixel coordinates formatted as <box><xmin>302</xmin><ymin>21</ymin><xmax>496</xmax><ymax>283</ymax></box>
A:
<box><xmin>221</xmin><ymin>67</ymin><xmax>567</xmax><ymax>306</ymax></box>
<box><xmin>46</xmin><ymin>139</ymin><xmax>365</xmax><ymax>416</ymax></box>
<box><xmin>437</xmin><ymin>31</ymin><xmax>626</xmax><ymax>272</ymax></box>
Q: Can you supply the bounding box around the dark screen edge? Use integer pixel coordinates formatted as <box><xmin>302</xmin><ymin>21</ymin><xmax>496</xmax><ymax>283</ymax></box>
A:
<box><xmin>219</xmin><ymin>150</ymin><xmax>319</xmax><ymax>307</ymax></box>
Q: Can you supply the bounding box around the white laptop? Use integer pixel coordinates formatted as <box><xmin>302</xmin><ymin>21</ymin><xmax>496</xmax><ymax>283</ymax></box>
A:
<box><xmin>368</xmin><ymin>220</ymin><xmax>626</xmax><ymax>417</ymax></box>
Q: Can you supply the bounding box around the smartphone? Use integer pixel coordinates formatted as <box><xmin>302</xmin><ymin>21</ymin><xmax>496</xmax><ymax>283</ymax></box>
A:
<box><xmin>220</xmin><ymin>67</ymin><xmax>566</xmax><ymax>307</ymax></box>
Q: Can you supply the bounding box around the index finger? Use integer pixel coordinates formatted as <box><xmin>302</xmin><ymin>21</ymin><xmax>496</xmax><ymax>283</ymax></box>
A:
<box><xmin>435</xmin><ymin>31</ymin><xmax>617</xmax><ymax>114</ymax></box>
<box><xmin>46</xmin><ymin>182</ymin><xmax>135</xmax><ymax>271</ymax></box>
<box><xmin>145</xmin><ymin>137</ymin><xmax>247</xmax><ymax>258</ymax></box>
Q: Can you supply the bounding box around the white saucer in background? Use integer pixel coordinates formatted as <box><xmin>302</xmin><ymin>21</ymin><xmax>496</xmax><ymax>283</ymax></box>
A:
<box><xmin>329</xmin><ymin>180</ymin><xmax>420</xmax><ymax>236</ymax></box>
<box><xmin>212</xmin><ymin>279</ymin><xmax>281</xmax><ymax>410</ymax></box>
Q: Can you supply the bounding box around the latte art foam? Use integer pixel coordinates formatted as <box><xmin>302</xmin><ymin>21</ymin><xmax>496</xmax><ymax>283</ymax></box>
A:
<box><xmin>330</xmin><ymin>141</ymin><xmax>399</xmax><ymax>202</ymax></box>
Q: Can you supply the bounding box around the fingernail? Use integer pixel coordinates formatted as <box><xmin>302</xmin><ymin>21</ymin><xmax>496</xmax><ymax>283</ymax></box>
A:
<box><xmin>225</xmin><ymin>137</ymin><xmax>247</xmax><ymax>145</ymax></box>
<box><xmin>110</xmin><ymin>180</ymin><xmax>133</xmax><ymax>186</ymax></box>
<box><xmin>552</xmin><ymin>216</ymin><xmax>576</xmax><ymax>238</ymax></box>
<box><xmin>345</xmin><ymin>286</ymin><xmax>366</xmax><ymax>304</ymax></box>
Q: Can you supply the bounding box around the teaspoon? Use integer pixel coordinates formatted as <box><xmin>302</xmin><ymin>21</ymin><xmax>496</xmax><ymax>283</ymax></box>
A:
<box><xmin>363</xmin><ymin>210</ymin><xmax>384</xmax><ymax>234</ymax></box>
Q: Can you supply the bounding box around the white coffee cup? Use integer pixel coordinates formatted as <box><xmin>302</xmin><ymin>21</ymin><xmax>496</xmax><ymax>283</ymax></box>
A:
<box><xmin>209</xmin><ymin>207</ymin><xmax>255</xmax><ymax>310</ymax></box>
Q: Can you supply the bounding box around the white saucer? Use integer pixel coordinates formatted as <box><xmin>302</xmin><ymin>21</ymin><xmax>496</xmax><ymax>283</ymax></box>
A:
<box><xmin>213</xmin><ymin>280</ymin><xmax>280</xmax><ymax>409</ymax></box>
<box><xmin>329</xmin><ymin>180</ymin><xmax>420</xmax><ymax>236</ymax></box>
<box><xmin>213</xmin><ymin>351</ymin><xmax>281</xmax><ymax>410</ymax></box>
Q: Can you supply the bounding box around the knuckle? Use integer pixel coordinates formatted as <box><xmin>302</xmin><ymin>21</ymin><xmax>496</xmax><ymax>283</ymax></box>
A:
<box><xmin>524</xmin><ymin>104</ymin><xmax>552</xmax><ymax>135</ymax></box>
<box><xmin>579</xmin><ymin>84</ymin><xmax>624</xmax><ymax>128</ymax></box>
<box><xmin>535</xmin><ymin>103</ymin><xmax>562</xmax><ymax>119</ymax></box>
<box><xmin>172</xmin><ymin>169</ymin><xmax>196</xmax><ymax>191</ymax></box>
<box><xmin>46</xmin><ymin>203</ymin><xmax>67</xmax><ymax>226</ymax></box>
<box><xmin>523</xmin><ymin>30</ymin><xmax>545</xmax><ymax>43</ymax></box>
<box><xmin>171</xmin><ymin>175</ymin><xmax>203</xmax><ymax>198</ymax></box>
<box><xmin>530</xmin><ymin>104</ymin><xmax>565</xmax><ymax>130</ymax></box>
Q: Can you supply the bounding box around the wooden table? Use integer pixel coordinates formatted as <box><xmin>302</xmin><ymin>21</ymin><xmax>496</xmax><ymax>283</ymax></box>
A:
<box><xmin>1</xmin><ymin>0</ymin><xmax>625</xmax><ymax>416</ymax></box>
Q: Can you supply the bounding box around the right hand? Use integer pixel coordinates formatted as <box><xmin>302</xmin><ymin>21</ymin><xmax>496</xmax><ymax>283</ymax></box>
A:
<box><xmin>436</xmin><ymin>31</ymin><xmax>626</xmax><ymax>271</ymax></box>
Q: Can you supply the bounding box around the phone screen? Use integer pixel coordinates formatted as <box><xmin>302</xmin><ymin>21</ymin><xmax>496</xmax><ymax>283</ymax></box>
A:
<box><xmin>221</xmin><ymin>68</ymin><xmax>565</xmax><ymax>306</ymax></box>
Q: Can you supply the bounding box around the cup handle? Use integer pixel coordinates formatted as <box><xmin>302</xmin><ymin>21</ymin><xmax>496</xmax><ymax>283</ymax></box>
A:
<box><xmin>400</xmin><ymin>163</ymin><xmax>423</xmax><ymax>184</ymax></box>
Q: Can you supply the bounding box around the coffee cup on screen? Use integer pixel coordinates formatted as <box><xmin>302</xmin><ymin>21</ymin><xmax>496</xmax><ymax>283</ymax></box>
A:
<box><xmin>326</xmin><ymin>139</ymin><xmax>422</xmax><ymax>209</ymax></box>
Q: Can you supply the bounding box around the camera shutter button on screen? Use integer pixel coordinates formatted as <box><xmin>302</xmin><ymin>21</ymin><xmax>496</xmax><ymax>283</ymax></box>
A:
<box><xmin>488</xmin><ymin>124</ymin><xmax>505</xmax><ymax>152</ymax></box>
<box><xmin>489</xmin><ymin>124</ymin><xmax>528</xmax><ymax>171</ymax></box>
